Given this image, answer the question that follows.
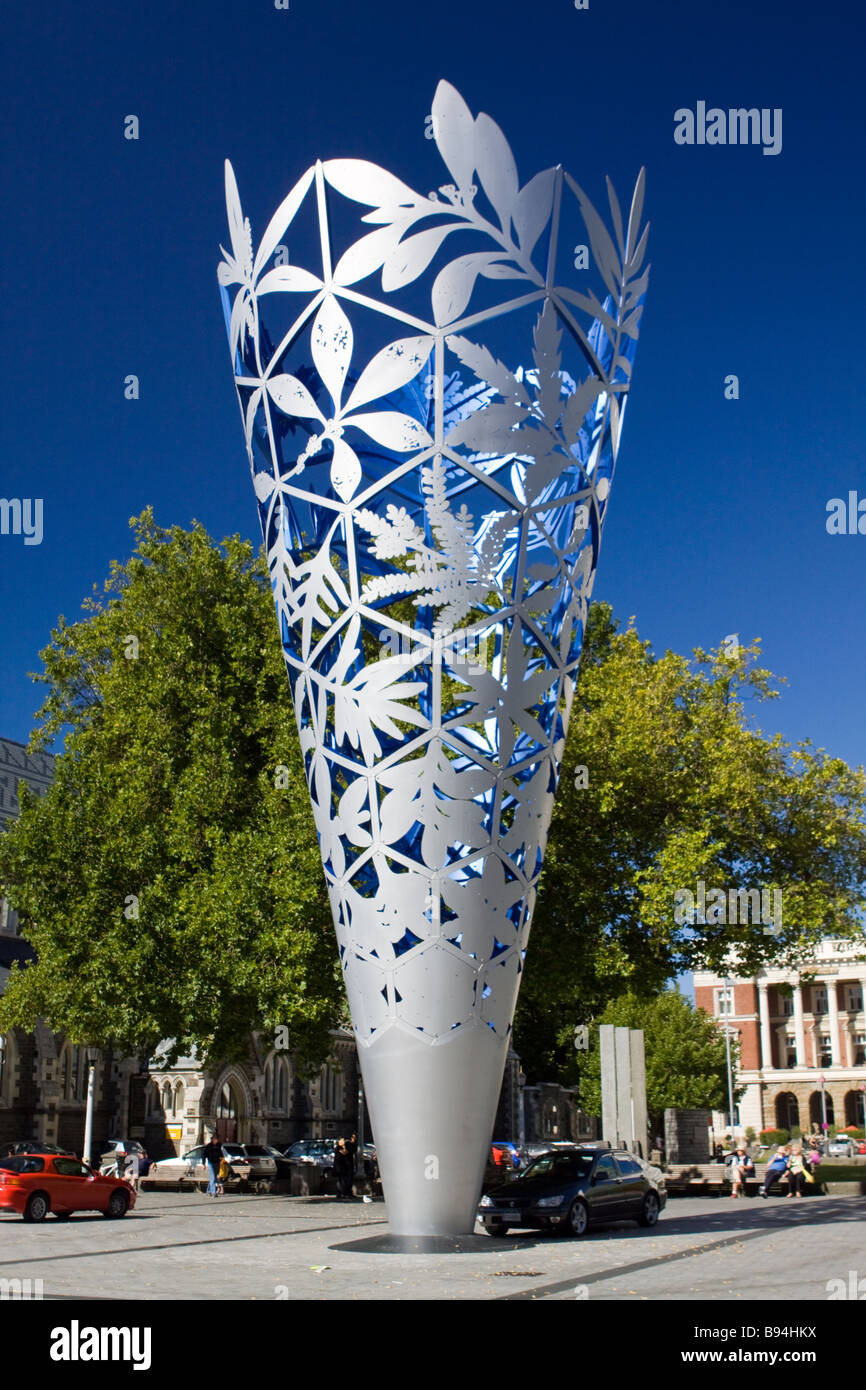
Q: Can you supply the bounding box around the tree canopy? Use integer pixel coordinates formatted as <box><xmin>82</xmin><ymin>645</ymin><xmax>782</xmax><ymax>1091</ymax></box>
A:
<box><xmin>515</xmin><ymin>605</ymin><xmax>866</xmax><ymax>1079</ymax></box>
<box><xmin>0</xmin><ymin>510</ymin><xmax>338</xmax><ymax>1067</ymax></box>
<box><xmin>1</xmin><ymin>518</ymin><xmax>864</xmax><ymax>1081</ymax></box>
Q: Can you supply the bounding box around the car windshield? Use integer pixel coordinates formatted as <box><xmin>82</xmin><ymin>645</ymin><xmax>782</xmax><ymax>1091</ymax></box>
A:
<box><xmin>243</xmin><ymin>1147</ymin><xmax>271</xmax><ymax>1156</ymax></box>
<box><xmin>517</xmin><ymin>1152</ymin><xmax>594</xmax><ymax>1181</ymax></box>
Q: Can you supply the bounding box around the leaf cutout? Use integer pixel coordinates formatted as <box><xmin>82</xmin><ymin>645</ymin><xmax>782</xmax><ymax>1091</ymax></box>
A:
<box><xmin>345</xmin><ymin>411</ymin><xmax>432</xmax><ymax>452</ymax></box>
<box><xmin>479</xmin><ymin>259</ymin><xmax>526</xmax><ymax>280</ymax></box>
<box><xmin>381</xmin><ymin>224</ymin><xmax>462</xmax><ymax>292</ymax></box>
<box><xmin>344</xmin><ymin>335</ymin><xmax>435</xmax><ymax>413</ymax></box>
<box><xmin>244</xmin><ymin>385</ymin><xmax>263</xmax><ymax>453</ymax></box>
<box><xmin>431</xmin><ymin>80</ymin><xmax>477</xmax><ymax>192</ymax></box>
<box><xmin>446</xmin><ymin>335</ymin><xmax>531</xmax><ymax>406</ymax></box>
<box><xmin>512</xmin><ymin>169</ymin><xmax>556</xmax><ymax>256</ymax></box>
<box><xmin>253</xmin><ymin>166</ymin><xmax>316</xmax><ymax>279</ymax></box>
<box><xmin>566</xmin><ymin>175</ymin><xmax>622</xmax><ymax>300</ymax></box>
<box><xmin>626</xmin><ymin>168</ymin><xmax>646</xmax><ymax>263</ymax></box>
<box><xmin>431</xmin><ymin>251</ymin><xmax>503</xmax><ymax>326</ymax></box>
<box><xmin>333</xmin><ymin>224</ymin><xmax>407</xmax><ymax>287</ymax></box>
<box><xmin>224</xmin><ymin>161</ymin><xmax>250</xmax><ymax>274</ymax></box>
<box><xmin>330</xmin><ymin>437</ymin><xmax>362</xmax><ymax>500</ymax></box>
<box><xmin>311</xmin><ymin>296</ymin><xmax>353</xmax><ymax>412</ymax></box>
<box><xmin>253</xmin><ymin>470</ymin><xmax>276</xmax><ymax>503</ymax></box>
<box><xmin>323</xmin><ymin>158</ymin><xmax>420</xmax><ymax>208</ymax></box>
<box><xmin>445</xmin><ymin>403</ymin><xmax>526</xmax><ymax>451</ymax></box>
<box><xmin>256</xmin><ymin>266</ymin><xmax>323</xmax><ymax>296</ymax></box>
<box><xmin>268</xmin><ymin>374</ymin><xmax>324</xmax><ymax>422</ymax></box>
<box><xmin>605</xmin><ymin>176</ymin><xmax>625</xmax><ymax>260</ymax></box>
<box><xmin>474</xmin><ymin>111</ymin><xmax>519</xmax><ymax>233</ymax></box>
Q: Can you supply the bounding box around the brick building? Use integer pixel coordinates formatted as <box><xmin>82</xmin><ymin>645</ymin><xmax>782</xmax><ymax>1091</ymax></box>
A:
<box><xmin>694</xmin><ymin>938</ymin><xmax>866</xmax><ymax>1137</ymax></box>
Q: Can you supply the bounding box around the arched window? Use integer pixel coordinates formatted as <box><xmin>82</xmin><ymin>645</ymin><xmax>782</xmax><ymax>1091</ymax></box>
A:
<box><xmin>173</xmin><ymin>1082</ymin><xmax>185</xmax><ymax>1117</ymax></box>
<box><xmin>60</xmin><ymin>1044</ymin><xmax>71</xmax><ymax>1100</ymax></box>
<box><xmin>775</xmin><ymin>1091</ymin><xmax>799</xmax><ymax>1131</ymax></box>
<box><xmin>319</xmin><ymin>1064</ymin><xmax>342</xmax><ymax>1115</ymax></box>
<box><xmin>264</xmin><ymin>1061</ymin><xmax>273</xmax><ymax>1108</ymax></box>
<box><xmin>809</xmin><ymin>1091</ymin><xmax>834</xmax><ymax>1127</ymax></box>
<box><xmin>215</xmin><ymin>1078</ymin><xmax>242</xmax><ymax>1142</ymax></box>
<box><xmin>277</xmin><ymin>1059</ymin><xmax>288</xmax><ymax>1112</ymax></box>
<box><xmin>148</xmin><ymin>1081</ymin><xmax>162</xmax><ymax>1117</ymax></box>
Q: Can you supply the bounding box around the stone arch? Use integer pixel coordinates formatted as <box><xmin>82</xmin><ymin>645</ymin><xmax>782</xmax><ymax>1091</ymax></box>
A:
<box><xmin>209</xmin><ymin>1068</ymin><xmax>252</xmax><ymax>1143</ymax></box>
<box><xmin>809</xmin><ymin>1091</ymin><xmax>834</xmax><ymax>1127</ymax></box>
<box><xmin>775</xmin><ymin>1091</ymin><xmax>799</xmax><ymax>1131</ymax></box>
<box><xmin>844</xmin><ymin>1090</ymin><xmax>864</xmax><ymax>1128</ymax></box>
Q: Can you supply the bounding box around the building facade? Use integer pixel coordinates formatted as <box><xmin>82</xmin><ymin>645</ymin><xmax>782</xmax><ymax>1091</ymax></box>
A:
<box><xmin>694</xmin><ymin>938</ymin><xmax>866</xmax><ymax>1137</ymax></box>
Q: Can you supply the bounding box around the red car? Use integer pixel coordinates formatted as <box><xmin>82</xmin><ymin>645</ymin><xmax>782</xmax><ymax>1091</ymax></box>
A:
<box><xmin>0</xmin><ymin>1153</ymin><xmax>135</xmax><ymax>1222</ymax></box>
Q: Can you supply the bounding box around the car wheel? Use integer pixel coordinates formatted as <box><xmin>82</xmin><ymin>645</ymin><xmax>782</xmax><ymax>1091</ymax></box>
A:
<box><xmin>638</xmin><ymin>1191</ymin><xmax>660</xmax><ymax>1227</ymax></box>
<box><xmin>567</xmin><ymin>1199</ymin><xmax>589</xmax><ymax>1237</ymax></box>
<box><xmin>23</xmin><ymin>1192</ymin><xmax>49</xmax><ymax>1223</ymax></box>
<box><xmin>487</xmin><ymin>1224</ymin><xmax>511</xmax><ymax>1238</ymax></box>
<box><xmin>104</xmin><ymin>1190</ymin><xmax>129</xmax><ymax>1219</ymax></box>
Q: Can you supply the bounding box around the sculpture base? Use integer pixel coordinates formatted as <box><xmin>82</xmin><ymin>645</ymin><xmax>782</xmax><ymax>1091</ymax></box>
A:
<box><xmin>359</xmin><ymin>1023</ymin><xmax>509</xmax><ymax>1236</ymax></box>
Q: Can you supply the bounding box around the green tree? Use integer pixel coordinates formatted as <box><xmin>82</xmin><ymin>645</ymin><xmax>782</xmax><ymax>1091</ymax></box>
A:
<box><xmin>515</xmin><ymin>605</ymin><xmax>866</xmax><ymax>1079</ymax></box>
<box><xmin>577</xmin><ymin>990</ymin><xmax>738</xmax><ymax>1134</ymax></box>
<box><xmin>0</xmin><ymin>510</ymin><xmax>338</xmax><ymax>1067</ymax></box>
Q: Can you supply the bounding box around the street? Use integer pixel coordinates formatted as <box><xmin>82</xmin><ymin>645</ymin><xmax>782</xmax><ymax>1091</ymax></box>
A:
<box><xmin>0</xmin><ymin>1191</ymin><xmax>862</xmax><ymax>1301</ymax></box>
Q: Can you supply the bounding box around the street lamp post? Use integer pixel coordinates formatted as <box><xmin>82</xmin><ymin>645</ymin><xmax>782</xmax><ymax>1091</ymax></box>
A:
<box><xmin>82</xmin><ymin>1048</ymin><xmax>97</xmax><ymax>1168</ymax></box>
<box><xmin>819</xmin><ymin>1073</ymin><xmax>828</xmax><ymax>1141</ymax></box>
<box><xmin>724</xmin><ymin>980</ymin><xmax>736</xmax><ymax>1139</ymax></box>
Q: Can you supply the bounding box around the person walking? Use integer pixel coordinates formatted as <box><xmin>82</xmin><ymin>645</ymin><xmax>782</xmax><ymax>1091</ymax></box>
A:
<box><xmin>333</xmin><ymin>1138</ymin><xmax>353</xmax><ymax>1200</ymax></box>
<box><xmin>761</xmin><ymin>1144</ymin><xmax>790</xmax><ymax>1198</ymax></box>
<box><xmin>729</xmin><ymin>1145</ymin><xmax>755</xmax><ymax>1198</ymax></box>
<box><xmin>202</xmin><ymin>1135</ymin><xmax>223</xmax><ymax>1199</ymax></box>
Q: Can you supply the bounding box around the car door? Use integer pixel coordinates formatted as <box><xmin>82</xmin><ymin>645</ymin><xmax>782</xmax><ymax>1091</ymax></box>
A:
<box><xmin>613</xmin><ymin>1155</ymin><xmax>646</xmax><ymax>1215</ymax></box>
<box><xmin>51</xmin><ymin>1156</ymin><xmax>98</xmax><ymax>1212</ymax></box>
<box><xmin>588</xmin><ymin>1153</ymin><xmax>626</xmax><ymax>1221</ymax></box>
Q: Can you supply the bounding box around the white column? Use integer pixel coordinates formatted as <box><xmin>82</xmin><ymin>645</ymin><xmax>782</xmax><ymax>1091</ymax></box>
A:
<box><xmin>827</xmin><ymin>980</ymin><xmax>842</xmax><ymax>1066</ymax></box>
<box><xmin>758</xmin><ymin>981</ymin><xmax>773</xmax><ymax>1069</ymax></box>
<box><xmin>793</xmin><ymin>985</ymin><xmax>807</xmax><ymax>1066</ymax></box>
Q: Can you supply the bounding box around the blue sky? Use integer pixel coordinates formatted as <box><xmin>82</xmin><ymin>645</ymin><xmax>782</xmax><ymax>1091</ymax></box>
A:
<box><xmin>1</xmin><ymin>0</ymin><xmax>864</xmax><ymax>783</ymax></box>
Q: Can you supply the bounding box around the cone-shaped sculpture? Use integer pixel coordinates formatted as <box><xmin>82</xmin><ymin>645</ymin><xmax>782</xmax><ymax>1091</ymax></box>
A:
<box><xmin>218</xmin><ymin>80</ymin><xmax>649</xmax><ymax>1235</ymax></box>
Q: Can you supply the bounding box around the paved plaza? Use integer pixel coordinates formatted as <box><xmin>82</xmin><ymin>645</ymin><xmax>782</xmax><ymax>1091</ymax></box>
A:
<box><xmin>0</xmin><ymin>1191</ymin><xmax>863</xmax><ymax>1301</ymax></box>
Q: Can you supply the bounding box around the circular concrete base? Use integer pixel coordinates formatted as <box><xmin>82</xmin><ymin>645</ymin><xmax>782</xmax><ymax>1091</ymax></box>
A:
<box><xmin>328</xmin><ymin>1232</ymin><xmax>508</xmax><ymax>1254</ymax></box>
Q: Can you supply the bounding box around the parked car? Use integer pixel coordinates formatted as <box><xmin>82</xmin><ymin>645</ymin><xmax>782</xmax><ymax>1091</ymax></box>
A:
<box><xmin>0</xmin><ymin>1153</ymin><xmax>135</xmax><ymax>1221</ymax></box>
<box><xmin>491</xmin><ymin>1141</ymin><xmax>522</xmax><ymax>1170</ymax></box>
<box><xmin>144</xmin><ymin>1144</ymin><xmax>251</xmax><ymax>1190</ymax></box>
<box><xmin>0</xmin><ymin>1141</ymin><xmax>75</xmax><ymax>1158</ymax></box>
<box><xmin>96</xmin><ymin>1140</ymin><xmax>151</xmax><ymax>1177</ymax></box>
<box><xmin>221</xmin><ymin>1144</ymin><xmax>278</xmax><ymax>1188</ymax></box>
<box><xmin>827</xmin><ymin>1135</ymin><xmax>856</xmax><ymax>1158</ymax></box>
<box><xmin>284</xmin><ymin>1139</ymin><xmax>336</xmax><ymax>1171</ymax></box>
<box><xmin>478</xmin><ymin>1146</ymin><xmax>666</xmax><ymax>1238</ymax></box>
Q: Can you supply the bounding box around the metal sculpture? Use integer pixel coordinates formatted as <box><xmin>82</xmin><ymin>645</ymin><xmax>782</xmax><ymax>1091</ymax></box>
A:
<box><xmin>218</xmin><ymin>79</ymin><xmax>649</xmax><ymax>1234</ymax></box>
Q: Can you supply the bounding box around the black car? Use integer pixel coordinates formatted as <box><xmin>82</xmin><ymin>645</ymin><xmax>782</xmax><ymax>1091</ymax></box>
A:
<box><xmin>478</xmin><ymin>1146</ymin><xmax>666</xmax><ymax>1238</ymax></box>
<box><xmin>0</xmin><ymin>1141</ymin><xmax>75</xmax><ymax>1158</ymax></box>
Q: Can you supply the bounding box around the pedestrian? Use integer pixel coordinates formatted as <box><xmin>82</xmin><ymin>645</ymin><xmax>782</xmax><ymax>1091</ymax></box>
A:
<box><xmin>216</xmin><ymin>1154</ymin><xmax>231</xmax><ymax>1197</ymax></box>
<box><xmin>202</xmin><ymin>1134</ymin><xmax>223</xmax><ymax>1198</ymax></box>
<box><xmin>787</xmin><ymin>1142</ymin><xmax>807</xmax><ymax>1198</ymax></box>
<box><xmin>333</xmin><ymin>1138</ymin><xmax>353</xmax><ymax>1200</ymax></box>
<box><xmin>729</xmin><ymin>1146</ymin><xmax>755</xmax><ymax>1198</ymax></box>
<box><xmin>761</xmin><ymin>1144</ymin><xmax>790</xmax><ymax>1198</ymax></box>
<box><xmin>126</xmin><ymin>1150</ymin><xmax>141</xmax><ymax>1193</ymax></box>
